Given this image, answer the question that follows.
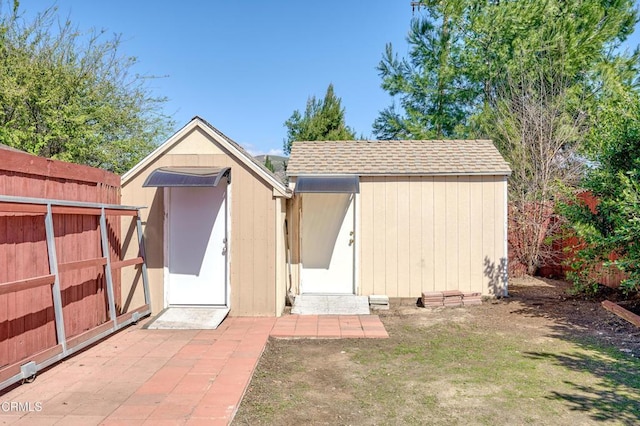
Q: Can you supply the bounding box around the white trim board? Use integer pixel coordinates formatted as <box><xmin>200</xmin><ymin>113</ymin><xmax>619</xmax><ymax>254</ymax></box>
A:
<box><xmin>122</xmin><ymin>117</ymin><xmax>291</xmax><ymax>198</ymax></box>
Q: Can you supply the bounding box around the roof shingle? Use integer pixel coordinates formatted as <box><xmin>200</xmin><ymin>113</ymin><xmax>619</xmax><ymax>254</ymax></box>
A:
<box><xmin>286</xmin><ymin>140</ymin><xmax>511</xmax><ymax>176</ymax></box>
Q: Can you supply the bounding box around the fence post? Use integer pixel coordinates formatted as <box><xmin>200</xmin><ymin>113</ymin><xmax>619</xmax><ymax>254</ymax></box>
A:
<box><xmin>99</xmin><ymin>207</ymin><xmax>117</xmax><ymax>325</ymax></box>
<box><xmin>44</xmin><ymin>204</ymin><xmax>67</xmax><ymax>352</ymax></box>
<box><xmin>136</xmin><ymin>210</ymin><xmax>151</xmax><ymax>306</ymax></box>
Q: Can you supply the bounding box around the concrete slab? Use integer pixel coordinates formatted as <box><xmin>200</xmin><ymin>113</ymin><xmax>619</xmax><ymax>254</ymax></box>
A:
<box><xmin>146</xmin><ymin>307</ymin><xmax>229</xmax><ymax>330</ymax></box>
<box><xmin>291</xmin><ymin>295</ymin><xmax>370</xmax><ymax>315</ymax></box>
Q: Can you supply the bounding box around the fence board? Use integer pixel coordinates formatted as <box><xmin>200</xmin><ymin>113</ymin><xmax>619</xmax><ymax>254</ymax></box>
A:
<box><xmin>0</xmin><ymin>147</ymin><xmax>122</xmax><ymax>369</ymax></box>
<box><xmin>0</xmin><ymin>275</ymin><xmax>54</xmax><ymax>296</ymax></box>
<box><xmin>508</xmin><ymin>192</ymin><xmax>625</xmax><ymax>287</ymax></box>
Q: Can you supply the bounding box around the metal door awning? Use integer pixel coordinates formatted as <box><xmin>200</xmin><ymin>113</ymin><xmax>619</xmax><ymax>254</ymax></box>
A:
<box><xmin>143</xmin><ymin>167</ymin><xmax>231</xmax><ymax>187</ymax></box>
<box><xmin>295</xmin><ymin>175</ymin><xmax>359</xmax><ymax>193</ymax></box>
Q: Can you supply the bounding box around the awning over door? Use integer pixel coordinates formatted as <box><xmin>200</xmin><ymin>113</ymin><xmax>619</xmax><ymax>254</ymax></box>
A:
<box><xmin>142</xmin><ymin>167</ymin><xmax>231</xmax><ymax>187</ymax></box>
<box><xmin>294</xmin><ymin>175</ymin><xmax>359</xmax><ymax>193</ymax></box>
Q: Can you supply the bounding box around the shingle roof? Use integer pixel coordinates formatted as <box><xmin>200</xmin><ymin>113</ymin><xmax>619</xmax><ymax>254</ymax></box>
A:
<box><xmin>287</xmin><ymin>140</ymin><xmax>511</xmax><ymax>176</ymax></box>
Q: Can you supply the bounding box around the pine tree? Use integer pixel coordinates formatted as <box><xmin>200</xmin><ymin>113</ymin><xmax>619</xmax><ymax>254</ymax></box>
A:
<box><xmin>283</xmin><ymin>84</ymin><xmax>355</xmax><ymax>155</ymax></box>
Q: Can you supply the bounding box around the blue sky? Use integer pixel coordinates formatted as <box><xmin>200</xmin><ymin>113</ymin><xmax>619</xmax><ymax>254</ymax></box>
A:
<box><xmin>25</xmin><ymin>1</ymin><xmax>415</xmax><ymax>156</ymax></box>
<box><xmin>23</xmin><ymin>1</ymin><xmax>640</xmax><ymax>156</ymax></box>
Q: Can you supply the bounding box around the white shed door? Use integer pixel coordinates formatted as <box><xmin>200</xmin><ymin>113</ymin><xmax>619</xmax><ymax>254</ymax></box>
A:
<box><xmin>300</xmin><ymin>193</ymin><xmax>355</xmax><ymax>294</ymax></box>
<box><xmin>168</xmin><ymin>185</ymin><xmax>227</xmax><ymax>305</ymax></box>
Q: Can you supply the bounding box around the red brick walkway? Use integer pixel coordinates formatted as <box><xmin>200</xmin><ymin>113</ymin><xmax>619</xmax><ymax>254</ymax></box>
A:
<box><xmin>271</xmin><ymin>314</ymin><xmax>389</xmax><ymax>339</ymax></box>
<box><xmin>0</xmin><ymin>314</ymin><xmax>387</xmax><ymax>425</ymax></box>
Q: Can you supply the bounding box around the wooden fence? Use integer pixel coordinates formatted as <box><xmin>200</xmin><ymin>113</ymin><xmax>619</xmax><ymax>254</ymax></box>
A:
<box><xmin>0</xmin><ymin>146</ymin><xmax>150</xmax><ymax>390</ymax></box>
<box><xmin>508</xmin><ymin>192</ymin><xmax>625</xmax><ymax>287</ymax></box>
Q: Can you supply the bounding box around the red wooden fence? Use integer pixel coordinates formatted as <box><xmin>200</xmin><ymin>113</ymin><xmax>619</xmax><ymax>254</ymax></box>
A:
<box><xmin>508</xmin><ymin>192</ymin><xmax>625</xmax><ymax>287</ymax></box>
<box><xmin>0</xmin><ymin>146</ymin><xmax>148</xmax><ymax>386</ymax></box>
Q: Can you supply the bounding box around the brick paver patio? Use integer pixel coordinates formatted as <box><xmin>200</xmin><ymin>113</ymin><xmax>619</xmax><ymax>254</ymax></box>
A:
<box><xmin>0</xmin><ymin>314</ymin><xmax>388</xmax><ymax>425</ymax></box>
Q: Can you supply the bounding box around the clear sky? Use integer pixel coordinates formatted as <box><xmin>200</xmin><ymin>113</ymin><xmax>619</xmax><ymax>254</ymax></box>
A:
<box><xmin>24</xmin><ymin>1</ymin><xmax>415</xmax><ymax>156</ymax></box>
<box><xmin>22</xmin><ymin>1</ymin><xmax>640</xmax><ymax>157</ymax></box>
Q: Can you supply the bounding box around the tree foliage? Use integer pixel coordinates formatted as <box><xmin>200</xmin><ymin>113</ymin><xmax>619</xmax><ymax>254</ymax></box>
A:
<box><xmin>376</xmin><ymin>0</ymin><xmax>637</xmax><ymax>140</ymax></box>
<box><xmin>494</xmin><ymin>60</ymin><xmax>588</xmax><ymax>275</ymax></box>
<box><xmin>264</xmin><ymin>155</ymin><xmax>275</xmax><ymax>172</ymax></box>
<box><xmin>0</xmin><ymin>1</ymin><xmax>173</xmax><ymax>173</ymax></box>
<box><xmin>283</xmin><ymin>84</ymin><xmax>355</xmax><ymax>155</ymax></box>
<box><xmin>560</xmin><ymin>92</ymin><xmax>640</xmax><ymax>294</ymax></box>
<box><xmin>375</xmin><ymin>2</ymin><xmax>473</xmax><ymax>139</ymax></box>
<box><xmin>377</xmin><ymin>0</ymin><xmax>638</xmax><ymax>276</ymax></box>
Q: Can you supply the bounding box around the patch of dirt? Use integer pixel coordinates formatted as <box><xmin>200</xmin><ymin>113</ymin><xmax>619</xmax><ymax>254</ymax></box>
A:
<box><xmin>504</xmin><ymin>277</ymin><xmax>640</xmax><ymax>354</ymax></box>
<box><xmin>234</xmin><ymin>277</ymin><xmax>640</xmax><ymax>425</ymax></box>
<box><xmin>384</xmin><ymin>277</ymin><xmax>640</xmax><ymax>356</ymax></box>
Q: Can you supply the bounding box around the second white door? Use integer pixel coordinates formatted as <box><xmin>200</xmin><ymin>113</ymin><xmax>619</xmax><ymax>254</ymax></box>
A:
<box><xmin>300</xmin><ymin>193</ymin><xmax>355</xmax><ymax>294</ymax></box>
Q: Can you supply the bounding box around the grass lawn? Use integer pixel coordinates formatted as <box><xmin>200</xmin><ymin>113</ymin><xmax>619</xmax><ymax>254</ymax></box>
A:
<box><xmin>234</xmin><ymin>281</ymin><xmax>640</xmax><ymax>425</ymax></box>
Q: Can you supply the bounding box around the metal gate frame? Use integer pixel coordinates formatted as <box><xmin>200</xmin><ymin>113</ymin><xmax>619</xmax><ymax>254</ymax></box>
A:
<box><xmin>0</xmin><ymin>195</ymin><xmax>151</xmax><ymax>391</ymax></box>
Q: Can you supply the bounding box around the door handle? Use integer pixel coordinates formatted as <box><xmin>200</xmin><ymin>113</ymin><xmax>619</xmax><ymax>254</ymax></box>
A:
<box><xmin>349</xmin><ymin>231</ymin><xmax>354</xmax><ymax>246</ymax></box>
<box><xmin>222</xmin><ymin>237</ymin><xmax>227</xmax><ymax>255</ymax></box>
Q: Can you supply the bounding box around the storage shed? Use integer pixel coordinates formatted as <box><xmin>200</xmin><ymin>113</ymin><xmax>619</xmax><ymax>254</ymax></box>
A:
<box><xmin>286</xmin><ymin>140</ymin><xmax>511</xmax><ymax>299</ymax></box>
<box><xmin>121</xmin><ymin>117</ymin><xmax>291</xmax><ymax>317</ymax></box>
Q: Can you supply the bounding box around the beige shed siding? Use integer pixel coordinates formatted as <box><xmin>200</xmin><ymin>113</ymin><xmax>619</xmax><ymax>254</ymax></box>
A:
<box><xmin>469</xmin><ymin>177</ymin><xmax>485</xmax><ymax>290</ymax></box>
<box><xmin>396</xmin><ymin>177</ymin><xmax>410</xmax><ymax>297</ymax></box>
<box><xmin>121</xmin><ymin>175</ymin><xmax>165</xmax><ymax>313</ymax></box>
<box><xmin>420</xmin><ymin>177</ymin><xmax>435</xmax><ymax>291</ymax></box>
<box><xmin>120</xmin><ymin>209</ymin><xmax>151</xmax><ymax>313</ymax></box>
<box><xmin>358</xmin><ymin>175</ymin><xmax>507</xmax><ymax>297</ymax></box>
<box><xmin>275</xmin><ymin>198</ymin><xmax>287</xmax><ymax>316</ymax></box>
<box><xmin>433</xmin><ymin>178</ymin><xmax>447</xmax><ymax>288</ymax></box>
<box><xmin>370</xmin><ymin>180</ymin><xmax>385</xmax><ymax>294</ymax></box>
<box><xmin>408</xmin><ymin>177</ymin><xmax>422</xmax><ymax>296</ymax></box>
<box><xmin>384</xmin><ymin>179</ymin><xmax>398</xmax><ymax>295</ymax></box>
<box><xmin>121</xmin><ymin>127</ymin><xmax>279</xmax><ymax>316</ymax></box>
<box><xmin>286</xmin><ymin>192</ymin><xmax>302</xmax><ymax>295</ymax></box>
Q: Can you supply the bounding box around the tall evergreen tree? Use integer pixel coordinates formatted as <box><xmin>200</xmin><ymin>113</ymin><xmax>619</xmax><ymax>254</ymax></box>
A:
<box><xmin>376</xmin><ymin>0</ymin><xmax>638</xmax><ymax>140</ymax></box>
<box><xmin>283</xmin><ymin>84</ymin><xmax>355</xmax><ymax>155</ymax></box>
<box><xmin>376</xmin><ymin>0</ymin><xmax>638</xmax><ymax>276</ymax></box>
<box><xmin>375</xmin><ymin>2</ymin><xmax>472</xmax><ymax>139</ymax></box>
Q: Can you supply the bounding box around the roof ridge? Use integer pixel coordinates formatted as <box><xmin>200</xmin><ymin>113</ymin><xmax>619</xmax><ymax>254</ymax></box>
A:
<box><xmin>195</xmin><ymin>117</ymin><xmax>287</xmax><ymax>186</ymax></box>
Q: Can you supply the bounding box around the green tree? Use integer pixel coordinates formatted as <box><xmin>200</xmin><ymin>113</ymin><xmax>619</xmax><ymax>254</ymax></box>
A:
<box><xmin>378</xmin><ymin>0</ymin><xmax>638</xmax><ymax>275</ymax></box>
<box><xmin>560</xmin><ymin>91</ymin><xmax>640</xmax><ymax>294</ymax></box>
<box><xmin>264</xmin><ymin>155</ymin><xmax>275</xmax><ymax>172</ymax></box>
<box><xmin>376</xmin><ymin>0</ymin><xmax>638</xmax><ymax>140</ymax></box>
<box><xmin>375</xmin><ymin>2</ymin><xmax>472</xmax><ymax>139</ymax></box>
<box><xmin>0</xmin><ymin>1</ymin><xmax>173</xmax><ymax>173</ymax></box>
<box><xmin>283</xmin><ymin>84</ymin><xmax>355</xmax><ymax>155</ymax></box>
